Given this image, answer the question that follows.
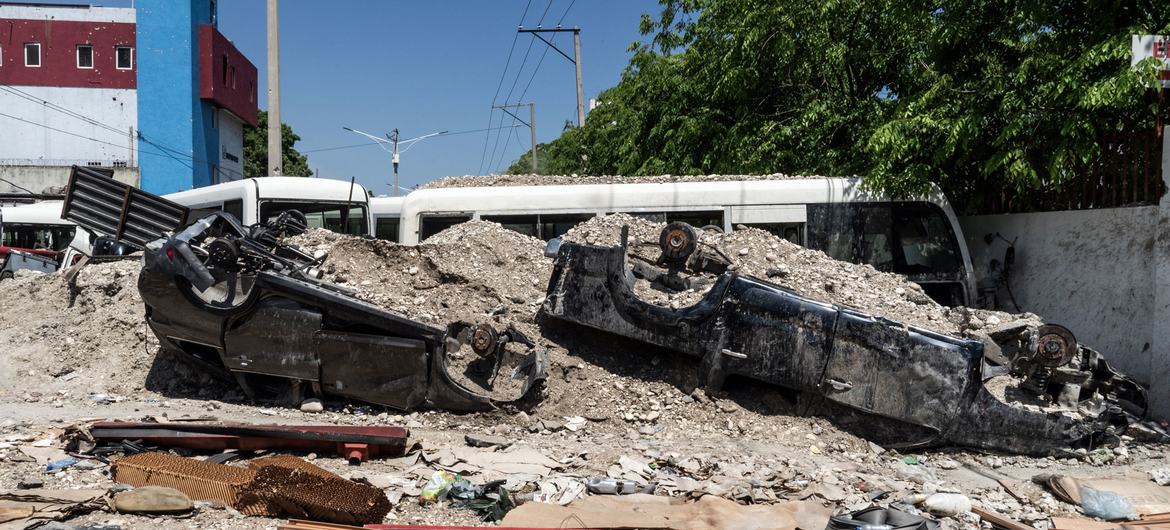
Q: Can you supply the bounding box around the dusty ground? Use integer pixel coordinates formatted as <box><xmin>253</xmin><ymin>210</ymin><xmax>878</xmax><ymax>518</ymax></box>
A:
<box><xmin>0</xmin><ymin>219</ymin><xmax>1165</xmax><ymax>530</ymax></box>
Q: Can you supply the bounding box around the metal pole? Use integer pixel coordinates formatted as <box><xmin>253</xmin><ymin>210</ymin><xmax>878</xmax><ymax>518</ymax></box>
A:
<box><xmin>573</xmin><ymin>28</ymin><xmax>585</xmax><ymax>127</ymax></box>
<box><xmin>529</xmin><ymin>103</ymin><xmax>537</xmax><ymax>173</ymax></box>
<box><xmin>266</xmin><ymin>0</ymin><xmax>282</xmax><ymax>176</ymax></box>
<box><xmin>391</xmin><ymin>129</ymin><xmax>400</xmax><ymax>196</ymax></box>
<box><xmin>128</xmin><ymin>126</ymin><xmax>135</xmax><ymax>167</ymax></box>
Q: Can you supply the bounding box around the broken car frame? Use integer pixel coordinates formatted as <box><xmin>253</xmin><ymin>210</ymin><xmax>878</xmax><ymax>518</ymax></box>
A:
<box><xmin>59</xmin><ymin>166</ymin><xmax>546</xmax><ymax>411</ymax></box>
<box><xmin>540</xmin><ymin>222</ymin><xmax>1148</xmax><ymax>455</ymax></box>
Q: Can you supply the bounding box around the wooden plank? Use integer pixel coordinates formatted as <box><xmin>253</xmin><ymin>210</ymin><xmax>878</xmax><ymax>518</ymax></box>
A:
<box><xmin>973</xmin><ymin>506</ymin><xmax>1038</xmax><ymax>530</ymax></box>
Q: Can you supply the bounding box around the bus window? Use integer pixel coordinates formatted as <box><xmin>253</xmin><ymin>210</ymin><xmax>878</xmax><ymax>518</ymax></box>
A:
<box><xmin>1</xmin><ymin>224</ymin><xmax>76</xmax><ymax>251</ymax></box>
<box><xmin>223</xmin><ymin>199</ymin><xmax>244</xmax><ymax>222</ymax></box>
<box><xmin>375</xmin><ymin>217</ymin><xmax>400</xmax><ymax>242</ymax></box>
<box><xmin>259</xmin><ymin>201</ymin><xmax>368</xmax><ymax>236</ymax></box>
<box><xmin>857</xmin><ymin>207</ymin><xmax>895</xmax><ymax>271</ymax></box>
<box><xmin>892</xmin><ymin>205</ymin><xmax>960</xmax><ymax>274</ymax></box>
<box><xmin>482</xmin><ymin>215</ymin><xmax>539</xmax><ymax>238</ymax></box>
<box><xmin>540</xmin><ymin>214</ymin><xmax>595</xmax><ymax>240</ymax></box>
<box><xmin>744</xmin><ymin>223</ymin><xmax>804</xmax><ymax>245</ymax></box>
<box><xmin>420</xmin><ymin>215</ymin><xmax>472</xmax><ymax>241</ymax></box>
<box><xmin>628</xmin><ymin>211</ymin><xmax>723</xmax><ymax>229</ymax></box>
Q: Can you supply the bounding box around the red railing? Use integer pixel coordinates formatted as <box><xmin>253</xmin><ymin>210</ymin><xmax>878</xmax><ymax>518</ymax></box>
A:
<box><xmin>981</xmin><ymin>129</ymin><xmax>1165</xmax><ymax>214</ymax></box>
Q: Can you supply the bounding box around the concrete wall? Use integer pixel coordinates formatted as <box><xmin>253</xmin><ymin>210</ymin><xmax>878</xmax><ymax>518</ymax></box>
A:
<box><xmin>0</xmin><ymin>165</ymin><xmax>139</xmax><ymax>194</ymax></box>
<box><xmin>215</xmin><ymin>108</ymin><xmax>244</xmax><ymax>183</ymax></box>
<box><xmin>0</xmin><ymin>86</ymin><xmax>136</xmax><ymax>165</ymax></box>
<box><xmin>960</xmin><ymin>209</ymin><xmax>1158</xmax><ymax>384</ymax></box>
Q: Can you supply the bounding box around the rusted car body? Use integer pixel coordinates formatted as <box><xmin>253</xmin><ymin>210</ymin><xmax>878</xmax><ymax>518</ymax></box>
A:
<box><xmin>61</xmin><ymin>167</ymin><xmax>546</xmax><ymax>411</ymax></box>
<box><xmin>540</xmin><ymin>224</ymin><xmax>1147</xmax><ymax>455</ymax></box>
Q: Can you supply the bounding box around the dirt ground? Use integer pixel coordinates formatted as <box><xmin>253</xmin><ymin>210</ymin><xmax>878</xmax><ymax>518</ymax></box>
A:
<box><xmin>0</xmin><ymin>218</ymin><xmax>1166</xmax><ymax>530</ymax></box>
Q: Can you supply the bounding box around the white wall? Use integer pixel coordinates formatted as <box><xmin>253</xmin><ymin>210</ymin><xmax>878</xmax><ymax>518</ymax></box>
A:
<box><xmin>960</xmin><ymin>207</ymin><xmax>1160</xmax><ymax>412</ymax></box>
<box><xmin>215</xmin><ymin>109</ymin><xmax>244</xmax><ymax>183</ymax></box>
<box><xmin>0</xmin><ymin>86</ymin><xmax>137</xmax><ymax>165</ymax></box>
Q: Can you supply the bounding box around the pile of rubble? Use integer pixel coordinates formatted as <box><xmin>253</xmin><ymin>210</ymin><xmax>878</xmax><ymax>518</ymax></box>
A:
<box><xmin>423</xmin><ymin>172</ymin><xmax>825</xmax><ymax>189</ymax></box>
<box><xmin>0</xmin><ymin>260</ymin><xmax>223</xmax><ymax>408</ymax></box>
<box><xmin>0</xmin><ymin>213</ymin><xmax>1166</xmax><ymax>530</ymax></box>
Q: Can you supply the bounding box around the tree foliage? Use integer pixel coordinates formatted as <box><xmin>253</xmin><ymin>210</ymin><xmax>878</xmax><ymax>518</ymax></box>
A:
<box><xmin>244</xmin><ymin>110</ymin><xmax>312</xmax><ymax>177</ymax></box>
<box><xmin>514</xmin><ymin>0</ymin><xmax>1169</xmax><ymax>211</ymax></box>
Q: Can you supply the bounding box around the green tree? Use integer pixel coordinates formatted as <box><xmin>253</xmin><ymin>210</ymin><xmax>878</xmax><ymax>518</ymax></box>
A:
<box><xmin>517</xmin><ymin>0</ymin><xmax>1169</xmax><ymax>212</ymax></box>
<box><xmin>244</xmin><ymin>110</ymin><xmax>312</xmax><ymax>177</ymax></box>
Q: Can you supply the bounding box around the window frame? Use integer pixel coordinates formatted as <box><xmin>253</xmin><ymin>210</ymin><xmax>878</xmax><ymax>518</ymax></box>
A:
<box><xmin>24</xmin><ymin>43</ymin><xmax>41</xmax><ymax>67</ymax></box>
<box><xmin>76</xmin><ymin>44</ymin><xmax>94</xmax><ymax>69</ymax></box>
<box><xmin>115</xmin><ymin>46</ymin><xmax>133</xmax><ymax>70</ymax></box>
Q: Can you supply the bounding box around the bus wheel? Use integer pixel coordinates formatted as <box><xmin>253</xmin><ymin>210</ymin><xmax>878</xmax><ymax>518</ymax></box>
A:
<box><xmin>0</xmin><ymin>271</ymin><xmax>12</xmax><ymax>281</ymax></box>
<box><xmin>701</xmin><ymin>224</ymin><xmax>724</xmax><ymax>234</ymax></box>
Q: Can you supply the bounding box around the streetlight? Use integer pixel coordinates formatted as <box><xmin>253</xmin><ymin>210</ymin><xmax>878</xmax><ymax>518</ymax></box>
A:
<box><xmin>343</xmin><ymin>127</ymin><xmax>448</xmax><ymax>196</ymax></box>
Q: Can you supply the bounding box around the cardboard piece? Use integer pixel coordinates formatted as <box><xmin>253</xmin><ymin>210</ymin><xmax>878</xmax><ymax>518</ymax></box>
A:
<box><xmin>0</xmin><ymin>488</ymin><xmax>107</xmax><ymax>529</ymax></box>
<box><xmin>500</xmin><ymin>494</ymin><xmax>832</xmax><ymax>530</ymax></box>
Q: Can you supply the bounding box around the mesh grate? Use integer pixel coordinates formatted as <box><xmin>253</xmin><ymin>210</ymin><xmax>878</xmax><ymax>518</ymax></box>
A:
<box><xmin>112</xmin><ymin>452</ymin><xmax>255</xmax><ymax>506</ymax></box>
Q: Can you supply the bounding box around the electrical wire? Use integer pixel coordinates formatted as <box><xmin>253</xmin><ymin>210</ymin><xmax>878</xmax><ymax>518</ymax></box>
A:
<box><xmin>0</xmin><ymin>110</ymin><xmax>191</xmax><ymax>167</ymax></box>
<box><xmin>478</xmin><ymin>0</ymin><xmax>535</xmax><ymax>175</ymax></box>
<box><xmin>302</xmin><ymin>124</ymin><xmax>524</xmax><ymax>154</ymax></box>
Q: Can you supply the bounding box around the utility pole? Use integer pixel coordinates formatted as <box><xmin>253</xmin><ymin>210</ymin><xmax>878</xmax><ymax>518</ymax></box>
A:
<box><xmin>518</xmin><ymin>26</ymin><xmax>585</xmax><ymax>127</ymax></box>
<box><xmin>493</xmin><ymin>103</ymin><xmax>537</xmax><ymax>172</ymax></box>
<box><xmin>343</xmin><ymin>127</ymin><xmax>447</xmax><ymax>195</ymax></box>
<box><xmin>390</xmin><ymin>129</ymin><xmax>400</xmax><ymax>196</ymax></box>
<box><xmin>265</xmin><ymin>0</ymin><xmax>282</xmax><ymax>176</ymax></box>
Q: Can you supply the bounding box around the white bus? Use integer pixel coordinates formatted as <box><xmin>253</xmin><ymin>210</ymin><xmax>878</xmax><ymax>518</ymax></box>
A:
<box><xmin>165</xmin><ymin>177</ymin><xmax>373</xmax><ymax>236</ymax></box>
<box><xmin>388</xmin><ymin>178</ymin><xmax>977</xmax><ymax>306</ymax></box>
<box><xmin>0</xmin><ymin>201</ymin><xmax>76</xmax><ymax>255</ymax></box>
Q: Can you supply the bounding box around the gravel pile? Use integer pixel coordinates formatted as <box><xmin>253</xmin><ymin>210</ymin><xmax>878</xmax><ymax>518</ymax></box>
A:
<box><xmin>422</xmin><ymin>173</ymin><xmax>834</xmax><ymax>189</ymax></box>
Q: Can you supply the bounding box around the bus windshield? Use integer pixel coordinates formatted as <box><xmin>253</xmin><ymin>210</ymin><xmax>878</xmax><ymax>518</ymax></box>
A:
<box><xmin>1</xmin><ymin>223</ymin><xmax>76</xmax><ymax>251</ymax></box>
<box><xmin>259</xmin><ymin>201</ymin><xmax>368</xmax><ymax>236</ymax></box>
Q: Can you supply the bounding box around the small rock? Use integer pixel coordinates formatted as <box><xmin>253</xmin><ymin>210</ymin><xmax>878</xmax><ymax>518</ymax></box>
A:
<box><xmin>922</xmin><ymin>493</ymin><xmax>972</xmax><ymax>517</ymax></box>
<box><xmin>17</xmin><ymin>477</ymin><xmax>44</xmax><ymax>489</ymax></box>
<box><xmin>737</xmin><ymin>248</ymin><xmax>750</xmax><ymax>256</ymax></box>
<box><xmin>407</xmin><ymin>266</ymin><xmax>419</xmax><ymax>275</ymax></box>
<box><xmin>717</xmin><ymin>400</ymin><xmax>739</xmax><ymax>413</ymax></box>
<box><xmin>113</xmin><ymin>486</ymin><xmax>194</xmax><ymax>514</ymax></box>
<box><xmin>299</xmin><ymin>398</ymin><xmax>324</xmax><ymax>413</ymax></box>
<box><xmin>690</xmin><ymin>388</ymin><xmax>710</xmax><ymax>404</ymax></box>
<box><xmin>465</xmin><ymin>434</ymin><xmax>511</xmax><ymax>448</ymax></box>
<box><xmin>935</xmin><ymin>458</ymin><xmax>961</xmax><ymax>470</ymax></box>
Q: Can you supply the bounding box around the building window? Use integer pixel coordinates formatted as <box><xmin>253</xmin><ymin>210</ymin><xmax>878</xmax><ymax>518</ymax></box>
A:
<box><xmin>230</xmin><ymin>65</ymin><xmax>236</xmax><ymax>88</ymax></box>
<box><xmin>116</xmin><ymin>46</ymin><xmax>133</xmax><ymax>69</ymax></box>
<box><xmin>221</xmin><ymin>55</ymin><xmax>228</xmax><ymax>85</ymax></box>
<box><xmin>77</xmin><ymin>45</ymin><xmax>94</xmax><ymax>69</ymax></box>
<box><xmin>24</xmin><ymin>43</ymin><xmax>40</xmax><ymax>67</ymax></box>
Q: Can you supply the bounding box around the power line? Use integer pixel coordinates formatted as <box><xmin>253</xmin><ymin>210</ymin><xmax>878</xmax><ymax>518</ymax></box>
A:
<box><xmin>478</xmin><ymin>0</ymin><xmax>534</xmax><ymax>175</ymax></box>
<box><xmin>0</xmin><ymin>110</ymin><xmax>190</xmax><ymax>167</ymax></box>
<box><xmin>0</xmin><ymin>85</ymin><xmax>208</xmax><ymax>165</ymax></box>
<box><xmin>302</xmin><ymin>124</ymin><xmax>524</xmax><ymax>154</ymax></box>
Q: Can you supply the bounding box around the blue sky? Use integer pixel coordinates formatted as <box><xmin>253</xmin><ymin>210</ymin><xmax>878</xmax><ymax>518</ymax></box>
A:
<box><xmin>51</xmin><ymin>0</ymin><xmax>659</xmax><ymax>193</ymax></box>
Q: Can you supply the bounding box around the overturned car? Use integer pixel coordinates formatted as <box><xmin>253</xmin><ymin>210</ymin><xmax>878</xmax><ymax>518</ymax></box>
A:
<box><xmin>540</xmin><ymin>222</ymin><xmax>1149</xmax><ymax>455</ymax></box>
<box><xmin>60</xmin><ymin>167</ymin><xmax>546</xmax><ymax>411</ymax></box>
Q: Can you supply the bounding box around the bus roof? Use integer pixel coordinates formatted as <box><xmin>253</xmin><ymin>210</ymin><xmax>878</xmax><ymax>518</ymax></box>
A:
<box><xmin>165</xmin><ymin>177</ymin><xmax>370</xmax><ymax>204</ymax></box>
<box><xmin>422</xmin><ymin>173</ymin><xmax>842</xmax><ymax>189</ymax></box>
<box><xmin>0</xmin><ymin>201</ymin><xmax>70</xmax><ymax>225</ymax></box>
<box><xmin>370</xmin><ymin>196</ymin><xmax>403</xmax><ymax>215</ymax></box>
<box><xmin>402</xmin><ymin>177</ymin><xmax>947</xmax><ymax>215</ymax></box>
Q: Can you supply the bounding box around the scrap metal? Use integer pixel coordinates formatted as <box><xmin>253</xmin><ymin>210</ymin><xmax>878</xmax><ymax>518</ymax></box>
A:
<box><xmin>540</xmin><ymin>222</ymin><xmax>1149</xmax><ymax>455</ymax></box>
<box><xmin>90</xmin><ymin>423</ymin><xmax>409</xmax><ymax>462</ymax></box>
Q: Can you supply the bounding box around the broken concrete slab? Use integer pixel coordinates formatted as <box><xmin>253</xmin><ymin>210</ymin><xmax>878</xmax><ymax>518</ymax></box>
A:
<box><xmin>501</xmin><ymin>494</ymin><xmax>833</xmax><ymax>530</ymax></box>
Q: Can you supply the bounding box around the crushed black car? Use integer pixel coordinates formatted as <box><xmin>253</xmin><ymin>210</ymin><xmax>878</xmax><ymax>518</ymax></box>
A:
<box><xmin>540</xmin><ymin>222</ymin><xmax>1149</xmax><ymax>455</ymax></box>
<box><xmin>59</xmin><ymin>166</ymin><xmax>546</xmax><ymax>411</ymax></box>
